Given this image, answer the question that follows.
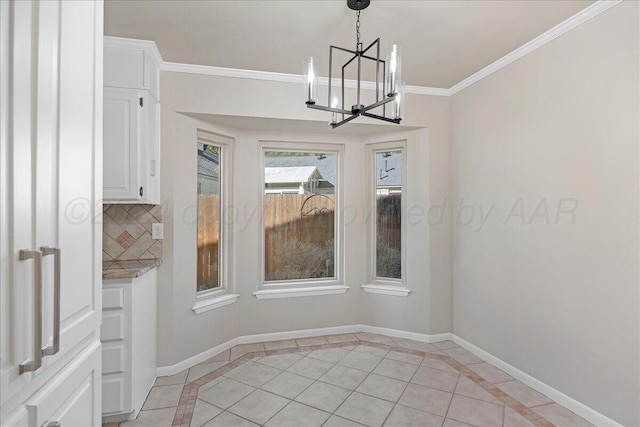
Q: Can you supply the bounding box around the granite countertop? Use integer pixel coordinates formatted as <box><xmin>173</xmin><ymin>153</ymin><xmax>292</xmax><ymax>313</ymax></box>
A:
<box><xmin>103</xmin><ymin>259</ymin><xmax>162</xmax><ymax>280</ymax></box>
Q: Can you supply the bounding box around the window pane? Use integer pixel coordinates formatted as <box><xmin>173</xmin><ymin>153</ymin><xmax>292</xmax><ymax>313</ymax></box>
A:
<box><xmin>375</xmin><ymin>150</ymin><xmax>402</xmax><ymax>279</ymax></box>
<box><xmin>197</xmin><ymin>143</ymin><xmax>221</xmax><ymax>291</ymax></box>
<box><xmin>264</xmin><ymin>151</ymin><xmax>336</xmax><ymax>282</ymax></box>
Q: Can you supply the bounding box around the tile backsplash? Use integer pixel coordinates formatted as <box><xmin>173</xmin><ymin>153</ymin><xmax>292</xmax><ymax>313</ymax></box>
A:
<box><xmin>103</xmin><ymin>204</ymin><xmax>162</xmax><ymax>261</ymax></box>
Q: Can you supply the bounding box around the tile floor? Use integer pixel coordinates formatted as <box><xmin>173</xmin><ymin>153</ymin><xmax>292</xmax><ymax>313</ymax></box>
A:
<box><xmin>104</xmin><ymin>332</ymin><xmax>594</xmax><ymax>427</ymax></box>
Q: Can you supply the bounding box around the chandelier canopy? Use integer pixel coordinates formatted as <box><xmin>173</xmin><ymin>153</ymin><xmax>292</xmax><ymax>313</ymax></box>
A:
<box><xmin>304</xmin><ymin>0</ymin><xmax>404</xmax><ymax>128</ymax></box>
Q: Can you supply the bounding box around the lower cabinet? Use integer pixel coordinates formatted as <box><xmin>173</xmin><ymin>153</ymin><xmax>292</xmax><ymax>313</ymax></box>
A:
<box><xmin>101</xmin><ymin>269</ymin><xmax>158</xmax><ymax>423</ymax></box>
<box><xmin>2</xmin><ymin>342</ymin><xmax>102</xmax><ymax>427</ymax></box>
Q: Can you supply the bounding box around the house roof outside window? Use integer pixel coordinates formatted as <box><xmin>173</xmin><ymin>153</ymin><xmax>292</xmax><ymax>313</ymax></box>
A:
<box><xmin>263</xmin><ymin>153</ymin><xmax>402</xmax><ymax>188</ymax></box>
<box><xmin>264</xmin><ymin>166</ymin><xmax>321</xmax><ymax>184</ymax></box>
<box><xmin>198</xmin><ymin>145</ymin><xmax>220</xmax><ymax>179</ymax></box>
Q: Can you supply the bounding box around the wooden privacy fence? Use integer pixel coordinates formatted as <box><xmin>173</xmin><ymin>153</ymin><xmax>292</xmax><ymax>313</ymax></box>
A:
<box><xmin>376</xmin><ymin>194</ymin><xmax>401</xmax><ymax>249</ymax></box>
<box><xmin>264</xmin><ymin>194</ymin><xmax>335</xmax><ymax>281</ymax></box>
<box><xmin>198</xmin><ymin>195</ymin><xmax>220</xmax><ymax>290</ymax></box>
<box><xmin>197</xmin><ymin>193</ymin><xmax>401</xmax><ymax>286</ymax></box>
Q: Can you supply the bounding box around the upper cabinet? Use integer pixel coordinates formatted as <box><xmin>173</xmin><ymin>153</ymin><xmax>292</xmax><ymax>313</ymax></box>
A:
<box><xmin>103</xmin><ymin>39</ymin><xmax>161</xmax><ymax>204</ymax></box>
<box><xmin>104</xmin><ymin>43</ymin><xmax>160</xmax><ymax>100</ymax></box>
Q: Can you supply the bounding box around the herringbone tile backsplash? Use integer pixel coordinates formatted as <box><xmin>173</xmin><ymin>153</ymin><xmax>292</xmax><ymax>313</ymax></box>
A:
<box><xmin>103</xmin><ymin>204</ymin><xmax>162</xmax><ymax>261</ymax></box>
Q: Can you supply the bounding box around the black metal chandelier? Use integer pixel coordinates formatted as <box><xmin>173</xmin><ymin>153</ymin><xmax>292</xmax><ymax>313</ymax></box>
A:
<box><xmin>304</xmin><ymin>0</ymin><xmax>404</xmax><ymax>129</ymax></box>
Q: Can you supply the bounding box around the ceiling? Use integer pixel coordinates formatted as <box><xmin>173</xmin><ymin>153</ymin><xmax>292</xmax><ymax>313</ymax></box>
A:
<box><xmin>104</xmin><ymin>0</ymin><xmax>593</xmax><ymax>89</ymax></box>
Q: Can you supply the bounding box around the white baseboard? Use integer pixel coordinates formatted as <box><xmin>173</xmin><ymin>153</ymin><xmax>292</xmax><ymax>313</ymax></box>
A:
<box><xmin>156</xmin><ymin>325</ymin><xmax>362</xmax><ymax>376</ymax></box>
<box><xmin>451</xmin><ymin>335</ymin><xmax>623</xmax><ymax>427</ymax></box>
<box><xmin>155</xmin><ymin>325</ymin><xmax>622</xmax><ymax>426</ymax></box>
<box><xmin>236</xmin><ymin>324</ymin><xmax>361</xmax><ymax>345</ymax></box>
<box><xmin>156</xmin><ymin>338</ymin><xmax>240</xmax><ymax>376</ymax></box>
<box><xmin>156</xmin><ymin>324</ymin><xmax>450</xmax><ymax>376</ymax></box>
<box><xmin>359</xmin><ymin>324</ymin><xmax>453</xmax><ymax>344</ymax></box>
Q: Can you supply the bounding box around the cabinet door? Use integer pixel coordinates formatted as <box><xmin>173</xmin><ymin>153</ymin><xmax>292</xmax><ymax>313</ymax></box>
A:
<box><xmin>1</xmin><ymin>0</ymin><xmax>103</xmax><ymax>423</ymax></box>
<box><xmin>103</xmin><ymin>88</ymin><xmax>142</xmax><ymax>201</ymax></box>
<box><xmin>1</xmin><ymin>0</ymin><xmax>58</xmax><ymax>407</ymax></box>
<box><xmin>25</xmin><ymin>343</ymin><xmax>101</xmax><ymax>427</ymax></box>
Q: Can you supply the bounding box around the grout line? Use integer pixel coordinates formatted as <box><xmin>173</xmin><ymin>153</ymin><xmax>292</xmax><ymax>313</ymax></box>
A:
<box><xmin>327</xmin><ymin>346</ymin><xmax>385</xmax><ymax>425</ymax></box>
<box><xmin>441</xmin><ymin>371</ymin><xmax>461</xmax><ymax>424</ymax></box>
<box><xmin>379</xmin><ymin>353</ymin><xmax>425</xmax><ymax>425</ymax></box>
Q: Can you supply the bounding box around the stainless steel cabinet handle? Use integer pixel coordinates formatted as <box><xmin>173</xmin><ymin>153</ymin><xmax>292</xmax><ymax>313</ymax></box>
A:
<box><xmin>19</xmin><ymin>249</ymin><xmax>43</xmax><ymax>374</ymax></box>
<box><xmin>41</xmin><ymin>247</ymin><xmax>60</xmax><ymax>357</ymax></box>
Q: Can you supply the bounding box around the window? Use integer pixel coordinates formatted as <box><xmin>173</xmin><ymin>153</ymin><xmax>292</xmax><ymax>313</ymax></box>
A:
<box><xmin>197</xmin><ymin>143</ymin><xmax>222</xmax><ymax>292</ymax></box>
<box><xmin>375</xmin><ymin>149</ymin><xmax>402</xmax><ymax>279</ymax></box>
<box><xmin>193</xmin><ymin>131</ymin><xmax>237</xmax><ymax>313</ymax></box>
<box><xmin>256</xmin><ymin>143</ymin><xmax>347</xmax><ymax>299</ymax></box>
<box><xmin>363</xmin><ymin>141</ymin><xmax>408</xmax><ymax>296</ymax></box>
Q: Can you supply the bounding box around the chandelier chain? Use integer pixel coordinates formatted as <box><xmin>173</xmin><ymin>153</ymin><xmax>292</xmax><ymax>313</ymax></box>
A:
<box><xmin>356</xmin><ymin>9</ymin><xmax>361</xmax><ymax>51</ymax></box>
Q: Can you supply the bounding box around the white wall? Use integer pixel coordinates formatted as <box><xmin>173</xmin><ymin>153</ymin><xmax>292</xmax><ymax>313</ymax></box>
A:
<box><xmin>451</xmin><ymin>2</ymin><xmax>639</xmax><ymax>425</ymax></box>
<box><xmin>157</xmin><ymin>72</ymin><xmax>453</xmax><ymax>366</ymax></box>
<box><xmin>151</xmin><ymin>3</ymin><xmax>639</xmax><ymax>422</ymax></box>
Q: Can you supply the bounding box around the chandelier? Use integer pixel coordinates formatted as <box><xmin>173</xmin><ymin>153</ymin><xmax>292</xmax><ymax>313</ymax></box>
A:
<box><xmin>304</xmin><ymin>0</ymin><xmax>404</xmax><ymax>128</ymax></box>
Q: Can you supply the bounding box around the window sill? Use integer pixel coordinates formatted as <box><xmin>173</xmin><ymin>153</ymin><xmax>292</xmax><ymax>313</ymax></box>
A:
<box><xmin>361</xmin><ymin>284</ymin><xmax>411</xmax><ymax>297</ymax></box>
<box><xmin>254</xmin><ymin>285</ymin><xmax>349</xmax><ymax>300</ymax></box>
<box><xmin>192</xmin><ymin>293</ymin><xmax>239</xmax><ymax>314</ymax></box>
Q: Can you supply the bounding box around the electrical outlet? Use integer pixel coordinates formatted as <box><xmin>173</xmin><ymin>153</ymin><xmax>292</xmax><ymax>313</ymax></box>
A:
<box><xmin>152</xmin><ymin>223</ymin><xmax>163</xmax><ymax>240</ymax></box>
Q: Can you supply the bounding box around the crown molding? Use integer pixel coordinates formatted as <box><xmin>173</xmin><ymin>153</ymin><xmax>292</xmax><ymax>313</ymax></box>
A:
<box><xmin>162</xmin><ymin>61</ymin><xmax>301</xmax><ymax>83</ymax></box>
<box><xmin>161</xmin><ymin>61</ymin><xmax>450</xmax><ymax>96</ymax></box>
<box><xmin>448</xmin><ymin>0</ymin><xmax>621</xmax><ymax>95</ymax></box>
<box><xmin>104</xmin><ymin>35</ymin><xmax>163</xmax><ymax>66</ymax></box>
<box><xmin>108</xmin><ymin>0</ymin><xmax>620</xmax><ymax>98</ymax></box>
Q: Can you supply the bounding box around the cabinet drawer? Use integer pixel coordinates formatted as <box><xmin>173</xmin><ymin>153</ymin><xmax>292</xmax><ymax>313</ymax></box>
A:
<box><xmin>101</xmin><ymin>311</ymin><xmax>124</xmax><ymax>341</ymax></box>
<box><xmin>102</xmin><ymin>374</ymin><xmax>126</xmax><ymax>414</ymax></box>
<box><xmin>103</xmin><ymin>287</ymin><xmax>124</xmax><ymax>309</ymax></box>
<box><xmin>102</xmin><ymin>342</ymin><xmax>125</xmax><ymax>374</ymax></box>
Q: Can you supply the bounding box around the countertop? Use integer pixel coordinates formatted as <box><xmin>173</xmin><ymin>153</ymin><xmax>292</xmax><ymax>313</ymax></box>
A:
<box><xmin>103</xmin><ymin>259</ymin><xmax>162</xmax><ymax>280</ymax></box>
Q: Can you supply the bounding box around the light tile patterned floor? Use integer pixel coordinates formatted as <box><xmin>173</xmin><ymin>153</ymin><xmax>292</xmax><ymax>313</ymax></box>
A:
<box><xmin>106</xmin><ymin>333</ymin><xmax>594</xmax><ymax>427</ymax></box>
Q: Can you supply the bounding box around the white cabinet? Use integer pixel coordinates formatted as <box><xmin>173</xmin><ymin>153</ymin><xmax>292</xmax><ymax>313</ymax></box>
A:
<box><xmin>101</xmin><ymin>270</ymin><xmax>158</xmax><ymax>423</ymax></box>
<box><xmin>1</xmin><ymin>1</ymin><xmax>102</xmax><ymax>426</ymax></box>
<box><xmin>103</xmin><ymin>89</ymin><xmax>160</xmax><ymax>203</ymax></box>
<box><xmin>103</xmin><ymin>40</ymin><xmax>161</xmax><ymax>204</ymax></box>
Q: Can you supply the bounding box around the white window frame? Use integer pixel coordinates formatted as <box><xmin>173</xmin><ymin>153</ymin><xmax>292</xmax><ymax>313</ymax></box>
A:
<box><xmin>254</xmin><ymin>141</ymin><xmax>347</xmax><ymax>299</ymax></box>
<box><xmin>362</xmin><ymin>140</ymin><xmax>410</xmax><ymax>297</ymax></box>
<box><xmin>192</xmin><ymin>130</ymin><xmax>238</xmax><ymax>314</ymax></box>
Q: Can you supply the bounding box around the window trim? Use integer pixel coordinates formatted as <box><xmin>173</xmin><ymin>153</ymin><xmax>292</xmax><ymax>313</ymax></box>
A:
<box><xmin>257</xmin><ymin>141</ymin><xmax>345</xmax><ymax>297</ymax></box>
<box><xmin>363</xmin><ymin>140</ymin><xmax>408</xmax><ymax>295</ymax></box>
<box><xmin>193</xmin><ymin>130</ymin><xmax>238</xmax><ymax>314</ymax></box>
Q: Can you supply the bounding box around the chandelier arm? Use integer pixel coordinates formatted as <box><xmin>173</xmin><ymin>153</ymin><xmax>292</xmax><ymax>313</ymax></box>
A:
<box><xmin>342</xmin><ymin>53</ymin><xmax>359</xmax><ymax>70</ymax></box>
<box><xmin>306</xmin><ymin>104</ymin><xmax>351</xmax><ymax>114</ymax></box>
<box><xmin>330</xmin><ymin>45</ymin><xmax>358</xmax><ymax>55</ymax></box>
<box><xmin>328</xmin><ymin>45</ymin><xmax>333</xmax><ymax>114</ymax></box>
<box><xmin>359</xmin><ymin>54</ymin><xmax>383</xmax><ymax>62</ymax></box>
<box><xmin>331</xmin><ymin>113</ymin><xmax>361</xmax><ymax>129</ymax></box>
<box><xmin>361</xmin><ymin>112</ymin><xmax>401</xmax><ymax>124</ymax></box>
<box><xmin>360</xmin><ymin>95</ymin><xmax>397</xmax><ymax>114</ymax></box>
<box><xmin>360</xmin><ymin>38</ymin><xmax>380</xmax><ymax>56</ymax></box>
<box><xmin>376</xmin><ymin>39</ymin><xmax>380</xmax><ymax>103</ymax></box>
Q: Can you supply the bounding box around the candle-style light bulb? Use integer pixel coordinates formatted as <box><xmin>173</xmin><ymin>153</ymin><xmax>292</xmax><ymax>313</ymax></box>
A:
<box><xmin>392</xmin><ymin>82</ymin><xmax>405</xmax><ymax>120</ymax></box>
<box><xmin>386</xmin><ymin>45</ymin><xmax>402</xmax><ymax>96</ymax></box>
<box><xmin>331</xmin><ymin>96</ymin><xmax>338</xmax><ymax>124</ymax></box>
<box><xmin>303</xmin><ymin>56</ymin><xmax>318</xmax><ymax>104</ymax></box>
